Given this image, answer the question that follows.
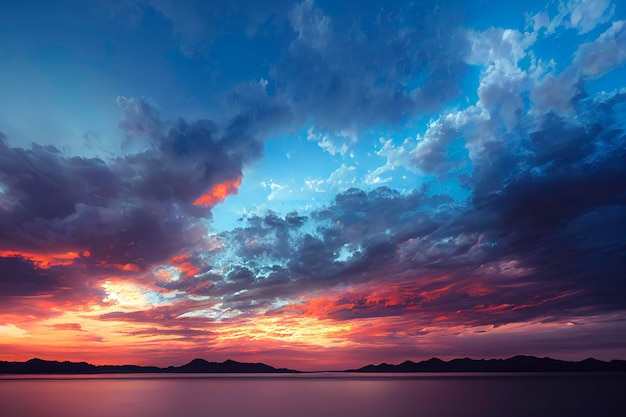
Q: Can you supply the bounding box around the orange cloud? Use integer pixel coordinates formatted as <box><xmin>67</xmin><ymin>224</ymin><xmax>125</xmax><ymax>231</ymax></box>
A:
<box><xmin>117</xmin><ymin>263</ymin><xmax>141</xmax><ymax>272</ymax></box>
<box><xmin>0</xmin><ymin>250</ymin><xmax>80</xmax><ymax>269</ymax></box>
<box><xmin>96</xmin><ymin>261</ymin><xmax>141</xmax><ymax>272</ymax></box>
<box><xmin>295</xmin><ymin>281</ymin><xmax>440</xmax><ymax>319</ymax></box>
<box><xmin>52</xmin><ymin>323</ymin><xmax>83</xmax><ymax>331</ymax></box>
<box><xmin>169</xmin><ymin>254</ymin><xmax>200</xmax><ymax>277</ymax></box>
<box><xmin>193</xmin><ymin>175</ymin><xmax>242</xmax><ymax>207</ymax></box>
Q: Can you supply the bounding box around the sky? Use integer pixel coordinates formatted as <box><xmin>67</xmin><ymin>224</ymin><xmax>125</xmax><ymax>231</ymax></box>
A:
<box><xmin>0</xmin><ymin>0</ymin><xmax>625</xmax><ymax>371</ymax></box>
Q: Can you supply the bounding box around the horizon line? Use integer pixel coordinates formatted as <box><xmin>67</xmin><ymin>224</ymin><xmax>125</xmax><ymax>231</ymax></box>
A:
<box><xmin>2</xmin><ymin>354</ymin><xmax>626</xmax><ymax>374</ymax></box>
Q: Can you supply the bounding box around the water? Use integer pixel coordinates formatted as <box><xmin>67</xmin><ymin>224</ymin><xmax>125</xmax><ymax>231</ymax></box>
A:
<box><xmin>1</xmin><ymin>373</ymin><xmax>624</xmax><ymax>417</ymax></box>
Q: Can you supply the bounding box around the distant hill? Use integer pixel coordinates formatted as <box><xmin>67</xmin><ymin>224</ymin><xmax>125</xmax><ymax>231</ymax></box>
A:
<box><xmin>0</xmin><ymin>358</ymin><xmax>297</xmax><ymax>374</ymax></box>
<box><xmin>166</xmin><ymin>358</ymin><xmax>296</xmax><ymax>373</ymax></box>
<box><xmin>2</xmin><ymin>356</ymin><xmax>625</xmax><ymax>374</ymax></box>
<box><xmin>350</xmin><ymin>356</ymin><xmax>626</xmax><ymax>373</ymax></box>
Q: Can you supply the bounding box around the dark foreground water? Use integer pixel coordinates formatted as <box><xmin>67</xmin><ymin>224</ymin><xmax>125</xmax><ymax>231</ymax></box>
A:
<box><xmin>1</xmin><ymin>373</ymin><xmax>625</xmax><ymax>417</ymax></box>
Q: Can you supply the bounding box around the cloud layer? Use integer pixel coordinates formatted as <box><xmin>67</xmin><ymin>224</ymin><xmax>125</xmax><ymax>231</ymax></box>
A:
<box><xmin>0</xmin><ymin>0</ymin><xmax>625</xmax><ymax>369</ymax></box>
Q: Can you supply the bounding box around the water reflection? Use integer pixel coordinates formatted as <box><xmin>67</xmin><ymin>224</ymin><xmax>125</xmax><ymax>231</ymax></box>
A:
<box><xmin>0</xmin><ymin>373</ymin><xmax>624</xmax><ymax>417</ymax></box>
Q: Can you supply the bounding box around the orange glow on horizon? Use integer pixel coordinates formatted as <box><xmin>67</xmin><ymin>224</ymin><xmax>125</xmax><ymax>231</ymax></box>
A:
<box><xmin>2</xmin><ymin>291</ymin><xmax>622</xmax><ymax>371</ymax></box>
<box><xmin>193</xmin><ymin>175</ymin><xmax>242</xmax><ymax>207</ymax></box>
<box><xmin>0</xmin><ymin>260</ymin><xmax>616</xmax><ymax>371</ymax></box>
<box><xmin>0</xmin><ymin>250</ymin><xmax>80</xmax><ymax>269</ymax></box>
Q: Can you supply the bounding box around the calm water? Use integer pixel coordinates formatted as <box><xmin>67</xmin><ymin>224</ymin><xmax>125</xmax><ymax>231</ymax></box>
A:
<box><xmin>1</xmin><ymin>373</ymin><xmax>624</xmax><ymax>417</ymax></box>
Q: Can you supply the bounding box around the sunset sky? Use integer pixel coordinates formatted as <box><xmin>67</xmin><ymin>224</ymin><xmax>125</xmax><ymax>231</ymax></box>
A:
<box><xmin>0</xmin><ymin>0</ymin><xmax>625</xmax><ymax>371</ymax></box>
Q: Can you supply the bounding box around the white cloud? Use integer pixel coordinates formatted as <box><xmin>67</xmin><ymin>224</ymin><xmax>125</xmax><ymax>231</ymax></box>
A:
<box><xmin>363</xmin><ymin>26</ymin><xmax>540</xmax><ymax>178</ymax></box>
<box><xmin>467</xmin><ymin>28</ymin><xmax>537</xmax><ymax>130</ymax></box>
<box><xmin>376</xmin><ymin>9</ymin><xmax>622</xmax><ymax>178</ymax></box>
<box><xmin>368</xmin><ymin>108</ymin><xmax>479</xmax><ymax>178</ymax></box>
<box><xmin>530</xmin><ymin>68</ymin><xmax>581</xmax><ymax>113</ymax></box>
<box><xmin>532</xmin><ymin>21</ymin><xmax>626</xmax><ymax>113</ymax></box>
<box><xmin>304</xmin><ymin>164</ymin><xmax>356</xmax><ymax>192</ymax></box>
<box><xmin>532</xmin><ymin>0</ymin><xmax>615</xmax><ymax>34</ymax></box>
<box><xmin>261</xmin><ymin>180</ymin><xmax>287</xmax><ymax>201</ymax></box>
<box><xmin>364</xmin><ymin>175</ymin><xmax>392</xmax><ymax>185</ymax></box>
<box><xmin>306</xmin><ymin>126</ymin><xmax>357</xmax><ymax>156</ymax></box>
<box><xmin>177</xmin><ymin>304</ymin><xmax>242</xmax><ymax>321</ymax></box>
<box><xmin>327</xmin><ymin>164</ymin><xmax>357</xmax><ymax>186</ymax></box>
<box><xmin>574</xmin><ymin>20</ymin><xmax>626</xmax><ymax>78</ymax></box>
<box><xmin>304</xmin><ymin>178</ymin><xmax>325</xmax><ymax>192</ymax></box>
<box><xmin>467</xmin><ymin>28</ymin><xmax>536</xmax><ymax>66</ymax></box>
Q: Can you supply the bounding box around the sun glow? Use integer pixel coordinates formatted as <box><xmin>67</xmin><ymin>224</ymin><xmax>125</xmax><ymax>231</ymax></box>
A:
<box><xmin>101</xmin><ymin>281</ymin><xmax>164</xmax><ymax>310</ymax></box>
<box><xmin>212</xmin><ymin>315</ymin><xmax>356</xmax><ymax>348</ymax></box>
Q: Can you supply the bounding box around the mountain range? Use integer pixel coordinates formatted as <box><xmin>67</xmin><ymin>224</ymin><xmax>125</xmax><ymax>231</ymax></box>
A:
<box><xmin>0</xmin><ymin>358</ymin><xmax>297</xmax><ymax>374</ymax></box>
<box><xmin>350</xmin><ymin>356</ymin><xmax>626</xmax><ymax>373</ymax></box>
<box><xmin>1</xmin><ymin>356</ymin><xmax>625</xmax><ymax>374</ymax></box>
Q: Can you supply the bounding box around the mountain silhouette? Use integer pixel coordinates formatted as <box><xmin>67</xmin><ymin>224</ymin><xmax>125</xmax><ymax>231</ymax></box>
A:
<box><xmin>350</xmin><ymin>355</ymin><xmax>626</xmax><ymax>372</ymax></box>
<box><xmin>1</xmin><ymin>355</ymin><xmax>625</xmax><ymax>374</ymax></box>
<box><xmin>171</xmin><ymin>358</ymin><xmax>296</xmax><ymax>373</ymax></box>
<box><xmin>0</xmin><ymin>358</ymin><xmax>297</xmax><ymax>374</ymax></box>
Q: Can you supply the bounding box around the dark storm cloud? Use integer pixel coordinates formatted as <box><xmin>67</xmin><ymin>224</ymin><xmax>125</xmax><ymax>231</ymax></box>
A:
<box><xmin>0</xmin><ymin>139</ymin><xmax>121</xmax><ymax>226</ymax></box>
<box><xmin>0</xmin><ymin>256</ymin><xmax>68</xmax><ymax>297</ymax></box>
<box><xmin>0</xmin><ymin>96</ymin><xmax>276</xmax><ymax>294</ymax></box>
<box><xmin>0</xmin><ymin>254</ymin><xmax>103</xmax><ymax>319</ymax></box>
<box><xmin>180</xmin><ymin>86</ymin><xmax>626</xmax><ymax>326</ymax></box>
<box><xmin>466</xmin><ymin>128</ymin><xmax>626</xmax><ymax>311</ymax></box>
<box><xmin>221</xmin><ymin>80</ymin><xmax>295</xmax><ymax>148</ymax></box>
<box><xmin>176</xmin><ymin>187</ymin><xmax>455</xmax><ymax>308</ymax></box>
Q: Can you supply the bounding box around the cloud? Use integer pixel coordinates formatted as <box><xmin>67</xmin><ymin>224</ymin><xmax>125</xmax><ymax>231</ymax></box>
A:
<box><xmin>0</xmin><ymin>256</ymin><xmax>75</xmax><ymax>297</ymax></box>
<box><xmin>116</xmin><ymin>0</ymin><xmax>471</xmax><ymax>134</ymax></box>
<box><xmin>369</xmin><ymin>19</ymin><xmax>626</xmax><ymax>181</ymax></box>
<box><xmin>52</xmin><ymin>323</ymin><xmax>83</xmax><ymax>331</ymax></box>
<box><xmin>367</xmin><ymin>26</ymin><xmax>539</xmax><ymax>179</ymax></box>
<box><xmin>0</xmin><ymin>93</ymin><xmax>279</xmax><ymax>307</ymax></box>
<box><xmin>272</xmin><ymin>0</ymin><xmax>470</xmax><ymax>131</ymax></box>
<box><xmin>165</xmin><ymin>79</ymin><xmax>626</xmax><ymax>330</ymax></box>
<box><xmin>5</xmin><ymin>2</ymin><xmax>622</xmax><ymax>332</ymax></box>
<box><xmin>532</xmin><ymin>21</ymin><xmax>626</xmax><ymax>113</ymax></box>
<box><xmin>168</xmin><ymin>187</ymin><xmax>451</xmax><ymax>313</ymax></box>
<box><xmin>373</xmin><ymin>113</ymin><xmax>469</xmax><ymax>178</ymax></box>
<box><xmin>0</xmin><ymin>324</ymin><xmax>28</xmax><ymax>338</ymax></box>
<box><xmin>261</xmin><ymin>180</ymin><xmax>286</xmax><ymax>201</ymax></box>
<box><xmin>116</xmin><ymin>0</ymin><xmax>294</xmax><ymax>56</ymax></box>
<box><xmin>532</xmin><ymin>0</ymin><xmax>615</xmax><ymax>34</ymax></box>
<box><xmin>574</xmin><ymin>20</ymin><xmax>626</xmax><ymax>78</ymax></box>
<box><xmin>306</xmin><ymin>127</ymin><xmax>355</xmax><ymax>156</ymax></box>
<box><xmin>304</xmin><ymin>164</ymin><xmax>357</xmax><ymax>193</ymax></box>
<box><xmin>117</xmin><ymin>96</ymin><xmax>165</xmax><ymax>144</ymax></box>
<box><xmin>468</xmin><ymin>28</ymin><xmax>536</xmax><ymax>130</ymax></box>
<box><xmin>1</xmin><ymin>0</ymin><xmax>625</xmax><ymax>364</ymax></box>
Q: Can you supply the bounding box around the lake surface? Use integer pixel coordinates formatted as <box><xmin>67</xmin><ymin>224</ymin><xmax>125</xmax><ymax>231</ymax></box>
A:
<box><xmin>1</xmin><ymin>373</ymin><xmax>625</xmax><ymax>417</ymax></box>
